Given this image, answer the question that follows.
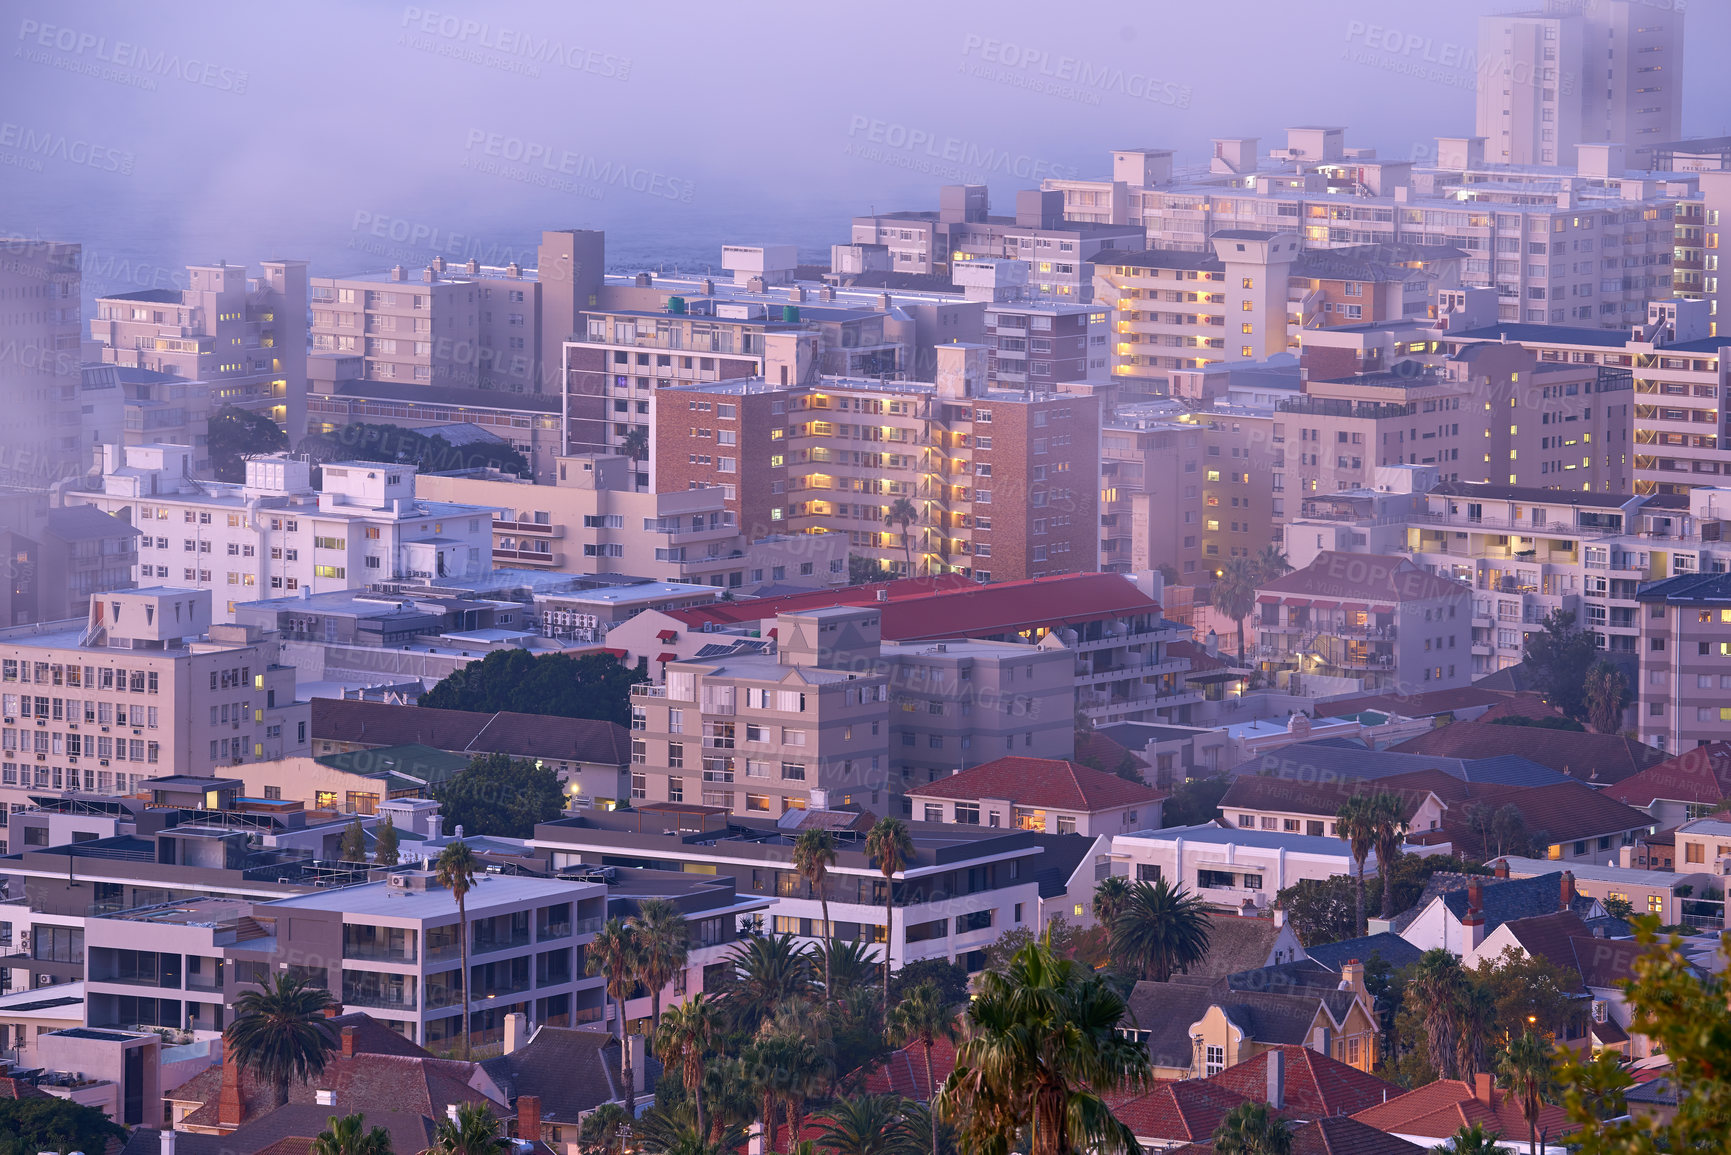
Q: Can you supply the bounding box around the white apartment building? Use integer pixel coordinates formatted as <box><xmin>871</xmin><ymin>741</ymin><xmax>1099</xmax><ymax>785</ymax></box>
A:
<box><xmin>90</xmin><ymin>261</ymin><xmax>309</xmax><ymax>441</ymax></box>
<box><xmin>77</xmin><ymin>446</ymin><xmax>496</xmax><ymax>620</ymax></box>
<box><xmin>1109</xmin><ymin>823</ymin><xmax>1374</xmax><ymax>914</ymax></box>
<box><xmin>0</xmin><ymin>239</ymin><xmax>82</xmax><ymax>482</ymax></box>
<box><xmin>0</xmin><ymin>588</ymin><xmax>309</xmax><ymax>806</ymax></box>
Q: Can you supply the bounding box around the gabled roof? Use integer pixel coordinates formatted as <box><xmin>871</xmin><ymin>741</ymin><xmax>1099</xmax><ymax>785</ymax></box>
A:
<box><xmin>1390</xmin><ymin>872</ymin><xmax>1597</xmax><ymax>935</ymax></box>
<box><xmin>1023</xmin><ymin>832</ymin><xmax>1102</xmax><ymax>900</ymax></box>
<box><xmin>480</xmin><ymin>1025</ymin><xmax>627</xmax><ymax>1121</ymax></box>
<box><xmin>907</xmin><ymin>756</ymin><xmax>1166</xmax><ymax>812</ymax></box>
<box><xmin>1256</xmin><ymin>552</ymin><xmax>1468</xmax><ymax>604</ymax></box>
<box><xmin>1352</xmin><ymin>1078</ymin><xmax>1571</xmax><ymax>1140</ymax></box>
<box><xmin>310</xmin><ymin>700</ymin><xmax>631</xmax><ymax>766</ymax></box>
<box><xmin>1290</xmin><ymin>1116</ymin><xmax>1428</xmax><ymax>1155</ymax></box>
<box><xmin>1604</xmin><ymin>742</ymin><xmax>1731</xmax><ymax>808</ymax></box>
<box><xmin>1075</xmin><ymin>730</ymin><xmax>1151</xmax><ymax>773</ymax></box>
<box><xmin>216</xmin><ymin>1105</ymin><xmax>439</xmax><ymax>1155</ymax></box>
<box><xmin>1186</xmin><ymin>913</ymin><xmax>1288</xmax><ymax>981</ymax></box>
<box><xmin>858</xmin><ymin>1034</ymin><xmax>960</xmax><ymax>1101</ymax></box>
<box><xmin>1206</xmin><ymin>1046</ymin><xmax>1404</xmax><ymax>1119</ymax></box>
<box><xmin>1218</xmin><ymin>772</ymin><xmax>1443</xmax><ymax>823</ymax></box>
<box><xmin>1390</xmin><ymin>722</ymin><xmax>1664</xmax><ymax>786</ymax></box>
<box><xmin>47</xmin><ymin>504</ymin><xmax>142</xmax><ymax>542</ymax></box>
<box><xmin>1232</xmin><ymin>740</ymin><xmax>1570</xmax><ymax>789</ymax></box>
<box><xmin>1301</xmin><ymin>933</ymin><xmax>1424</xmax><ymax>974</ymax></box>
<box><xmin>1109</xmin><ymin>1080</ymin><xmax>1250</xmax><ymax>1144</ymax></box>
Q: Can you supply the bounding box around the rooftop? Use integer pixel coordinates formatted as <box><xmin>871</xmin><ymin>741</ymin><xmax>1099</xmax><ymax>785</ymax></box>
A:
<box><xmin>908</xmin><ymin>756</ymin><xmax>1166</xmax><ymax>811</ymax></box>
<box><xmin>1117</xmin><ymin>822</ymin><xmax>1365</xmax><ymax>861</ymax></box>
<box><xmin>265</xmin><ymin>872</ymin><xmax>598</xmax><ymax>919</ymax></box>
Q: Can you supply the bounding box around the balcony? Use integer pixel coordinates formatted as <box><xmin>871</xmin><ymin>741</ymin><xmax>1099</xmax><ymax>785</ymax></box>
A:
<box><xmin>493</xmin><ymin>548</ymin><xmax>562</xmax><ymax>566</ymax></box>
<box><xmin>493</xmin><ymin>519</ymin><xmax>560</xmax><ymax>536</ymax></box>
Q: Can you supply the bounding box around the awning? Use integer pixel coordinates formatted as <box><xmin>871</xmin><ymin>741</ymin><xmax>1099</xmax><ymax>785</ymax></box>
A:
<box><xmin>656</xmin><ymin>629</ymin><xmax>678</xmax><ymax>642</ymax></box>
<box><xmin>1256</xmin><ymin>595</ymin><xmax>1279</xmax><ymax>605</ymax></box>
<box><xmin>599</xmin><ymin>648</ymin><xmax>628</xmax><ymax>660</ymax></box>
<box><xmin>1371</xmin><ymin>604</ymin><xmax>1395</xmax><ymax>614</ymax></box>
<box><xmin>655</xmin><ymin>652</ymin><xmax>677</xmax><ymax>663</ymax></box>
<box><xmin>1283</xmin><ymin>598</ymin><xmax>1311</xmax><ymax>609</ymax></box>
<box><xmin>1339</xmin><ymin>602</ymin><xmax>1369</xmax><ymax>613</ymax></box>
<box><xmin>1310</xmin><ymin>599</ymin><xmax>1340</xmax><ymax>610</ymax></box>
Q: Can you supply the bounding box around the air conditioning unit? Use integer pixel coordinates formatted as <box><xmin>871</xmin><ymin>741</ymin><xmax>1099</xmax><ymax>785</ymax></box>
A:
<box><xmin>17</xmin><ymin>930</ymin><xmax>31</xmax><ymax>953</ymax></box>
<box><xmin>36</xmin><ymin>974</ymin><xmax>52</xmax><ymax>987</ymax></box>
<box><xmin>387</xmin><ymin>874</ymin><xmax>409</xmax><ymax>889</ymax></box>
<box><xmin>99</xmin><ymin>759</ymin><xmax>109</xmax><ymax>767</ymax></box>
<box><xmin>1716</xmin><ymin>856</ymin><xmax>1731</xmax><ymax>878</ymax></box>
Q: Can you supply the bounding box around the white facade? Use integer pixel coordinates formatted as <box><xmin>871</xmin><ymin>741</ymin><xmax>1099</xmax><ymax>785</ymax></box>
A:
<box><xmin>1109</xmin><ymin>824</ymin><xmax>1374</xmax><ymax>913</ymax></box>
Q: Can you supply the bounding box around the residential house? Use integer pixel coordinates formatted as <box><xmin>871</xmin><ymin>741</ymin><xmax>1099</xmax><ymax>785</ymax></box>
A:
<box><xmin>1605</xmin><ymin>743</ymin><xmax>1731</xmax><ymax>829</ymax></box>
<box><xmin>481</xmin><ymin>1025</ymin><xmax>644</xmax><ymax>1148</ymax></box>
<box><xmin>1353</xmin><ymin>1075</ymin><xmax>1572</xmax><ymax>1153</ymax></box>
<box><xmin>1388</xmin><ymin>722</ymin><xmax>1665</xmax><ymax>787</ymax></box>
<box><xmin>1488</xmin><ymin>858</ymin><xmax>1714</xmax><ymax>929</ymax></box>
<box><xmin>1112</xmin><ymin>824</ymin><xmax>1377</xmax><ymax>914</ymax></box>
<box><xmin>907</xmin><ymin>756</ymin><xmax>1166</xmax><ymax>836</ymax></box>
<box><xmin>1391</xmin><ymin>871</ymin><xmax>1606</xmax><ymax>951</ymax></box>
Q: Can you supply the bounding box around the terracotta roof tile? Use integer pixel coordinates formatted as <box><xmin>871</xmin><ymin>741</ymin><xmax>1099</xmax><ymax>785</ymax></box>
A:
<box><xmin>858</xmin><ymin>1034</ymin><xmax>960</xmax><ymax>1101</ymax></box>
<box><xmin>1293</xmin><ymin>1116</ymin><xmax>1428</xmax><ymax>1155</ymax></box>
<box><xmin>908</xmin><ymin>756</ymin><xmax>1166</xmax><ymax>811</ymax></box>
<box><xmin>1206</xmin><ymin>1046</ymin><xmax>1403</xmax><ymax>1119</ymax></box>
<box><xmin>1605</xmin><ymin>742</ymin><xmax>1731</xmax><ymax>808</ymax></box>
<box><xmin>1109</xmin><ymin>1081</ymin><xmax>1250</xmax><ymax>1143</ymax></box>
<box><xmin>1257</xmin><ymin>553</ymin><xmax>1469</xmax><ymax>604</ymax></box>
<box><xmin>1351</xmin><ymin>1079</ymin><xmax>1571</xmax><ymax>1140</ymax></box>
<box><xmin>1390</xmin><ymin>722</ymin><xmax>1663</xmax><ymax>786</ymax></box>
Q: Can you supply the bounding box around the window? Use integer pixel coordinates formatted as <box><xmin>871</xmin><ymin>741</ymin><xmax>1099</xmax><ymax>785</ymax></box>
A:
<box><xmin>1205</xmin><ymin>1045</ymin><xmax>1225</xmax><ymax>1076</ymax></box>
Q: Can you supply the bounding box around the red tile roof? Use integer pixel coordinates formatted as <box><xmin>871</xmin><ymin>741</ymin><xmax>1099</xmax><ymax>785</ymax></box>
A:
<box><xmin>1205</xmin><ymin>1046</ymin><xmax>1404</xmax><ymax>1119</ymax></box>
<box><xmin>858</xmin><ymin>1034</ymin><xmax>960</xmax><ymax>1101</ymax></box>
<box><xmin>1390</xmin><ymin>722</ymin><xmax>1663</xmax><ymax>786</ymax></box>
<box><xmin>1351</xmin><ymin>1078</ymin><xmax>1571</xmax><ymax>1141</ymax></box>
<box><xmin>311</xmin><ymin>700</ymin><xmax>630</xmax><ymax>766</ymax></box>
<box><xmin>1258</xmin><ymin>553</ymin><xmax>1469</xmax><ymax>604</ymax></box>
<box><xmin>672</xmin><ymin>572</ymin><xmax>1164</xmax><ymax>641</ymax></box>
<box><xmin>1605</xmin><ymin>742</ymin><xmax>1731</xmax><ymax>808</ymax></box>
<box><xmin>908</xmin><ymin>756</ymin><xmax>1166</xmax><ymax>811</ymax></box>
<box><xmin>1109</xmin><ymin>1080</ymin><xmax>1251</xmax><ymax>1143</ymax></box>
<box><xmin>1292</xmin><ymin>1116</ymin><xmax>1428</xmax><ymax>1155</ymax></box>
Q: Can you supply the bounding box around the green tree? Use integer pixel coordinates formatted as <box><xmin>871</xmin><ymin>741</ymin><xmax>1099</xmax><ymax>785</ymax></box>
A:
<box><xmin>620</xmin><ymin>426</ymin><xmax>650</xmax><ymax>478</ymax></box>
<box><xmin>1522</xmin><ymin>610</ymin><xmax>1599</xmax><ymax>721</ymax></box>
<box><xmin>302</xmin><ymin>421</ymin><xmax>528</xmax><ymax>476</ymax></box>
<box><xmin>722</xmin><ymin>934</ymin><xmax>816</xmax><ymax>1036</ymax></box>
<box><xmin>980</xmin><ymin>917</ymin><xmax>1109</xmax><ymax>975</ymax></box>
<box><xmin>630</xmin><ymin>896</ymin><xmax>690</xmax><ymax>1036</ymax></box>
<box><xmin>576</xmin><ymin>1103</ymin><xmax>630</xmax><ymax>1155</ymax></box>
<box><xmin>820</xmin><ymin>938</ymin><xmax>881</xmax><ymax>1004</ymax></box>
<box><xmin>657</xmin><ymin>993</ymin><xmax>720</xmax><ymax>1143</ymax></box>
<box><xmin>1473</xmin><ymin>945</ymin><xmax>1580</xmax><ymax>1045</ymax></box>
<box><xmin>1432</xmin><ymin>1123</ymin><xmax>1503</xmax><ymax>1155</ymax></box>
<box><xmin>886</xmin><ymin>981</ymin><xmax>958</xmax><ymax>1155</ymax></box>
<box><xmin>208</xmin><ymin>405</ymin><xmax>289</xmax><ymax>483</ymax></box>
<box><xmin>1404</xmin><ymin>949</ymin><xmax>1473</xmax><ymax>1081</ymax></box>
<box><xmin>339</xmin><ymin>815</ymin><xmax>368</xmax><ymax>863</ymax></box>
<box><xmin>1093</xmin><ymin>876</ymin><xmax>1132</xmax><ymax>933</ymax></box>
<box><xmin>420</xmin><ymin>649</ymin><xmax>646</xmax><ymax>726</ymax></box>
<box><xmin>866</xmin><ymin>817</ymin><xmax>915</xmax><ymax>1009</ymax></box>
<box><xmin>1160</xmin><ymin>776</ymin><xmax>1229</xmax><ymax>827</ymax></box>
<box><xmin>848</xmin><ymin>554</ymin><xmax>897</xmax><ymax>585</ymax></box>
<box><xmin>1209</xmin><ymin>555</ymin><xmax>1261</xmax><ymax>663</ymax></box>
<box><xmin>1213</xmin><ymin>1102</ymin><xmax>1292</xmax><ymax>1155</ymax></box>
<box><xmin>1252</xmin><ymin>545</ymin><xmax>1292</xmax><ymax>584</ymax></box>
<box><xmin>885</xmin><ymin>497</ymin><xmax>920</xmax><ymax>577</ymax></box>
<box><xmin>433</xmin><ymin>839</ymin><xmax>480</xmax><ymax>1059</ymax></box>
<box><xmin>937</xmin><ymin>941</ymin><xmax>1150</xmax><ymax>1155</ymax></box>
<box><xmin>1497</xmin><ymin>1029</ymin><xmax>1557</xmax><ymax>1155</ymax></box>
<box><xmin>1582</xmin><ymin>659</ymin><xmax>1631</xmax><ymax>735</ymax></box>
<box><xmin>1110</xmin><ymin>878</ymin><xmax>1211</xmax><ymax>982</ymax></box>
<box><xmin>1384</xmin><ymin>854</ymin><xmax>1489</xmax><ymax>917</ymax></box>
<box><xmin>310</xmin><ymin>1112</ymin><xmax>394</xmax><ymax>1155</ymax></box>
<box><xmin>427</xmin><ymin>1102</ymin><xmax>509</xmax><ymax>1155</ymax></box>
<box><xmin>1273</xmin><ymin>876</ymin><xmax>1357</xmax><ymax>947</ymax></box>
<box><xmin>794</xmin><ymin>829</ymin><xmax>838</xmax><ymax>997</ymax></box>
<box><xmin>373</xmin><ymin>815</ymin><xmax>400</xmax><ymax>866</ymax></box>
<box><xmin>814</xmin><ymin>1095</ymin><xmax>921</xmax><ymax>1155</ymax></box>
<box><xmin>587</xmin><ymin>918</ymin><xmax>644</xmax><ymax>1116</ymax></box>
<box><xmin>432</xmin><ymin>753</ymin><xmax>566</xmax><ymax>839</ymax></box>
<box><xmin>888</xmin><ymin>957</ymin><xmax>971</xmax><ymax>1010</ymax></box>
<box><xmin>1336</xmin><ymin>794</ymin><xmax>1379</xmax><ymax>937</ymax></box>
<box><xmin>0</xmin><ymin>1096</ymin><xmax>127</xmax><ymax>1155</ymax></box>
<box><xmin>1370</xmin><ymin>792</ymin><xmax>1411</xmax><ymax>920</ymax></box>
<box><xmin>225</xmin><ymin>972</ymin><xmax>338</xmax><ymax>1108</ymax></box>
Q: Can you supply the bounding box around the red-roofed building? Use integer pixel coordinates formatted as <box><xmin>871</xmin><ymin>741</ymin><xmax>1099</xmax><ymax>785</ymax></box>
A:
<box><xmin>1352</xmin><ymin>1075</ymin><xmax>1571</xmax><ymax>1148</ymax></box>
<box><xmin>1109</xmin><ymin>1080</ymin><xmax>1252</xmax><ymax>1148</ymax></box>
<box><xmin>1605</xmin><ymin>742</ymin><xmax>1731</xmax><ymax>829</ymax></box>
<box><xmin>858</xmin><ymin>1034</ymin><xmax>960</xmax><ymax>1102</ymax></box>
<box><xmin>1205</xmin><ymin>1044</ymin><xmax>1404</xmax><ymax>1120</ymax></box>
<box><xmin>1253</xmin><ymin>552</ymin><xmax>1472</xmax><ymax>697</ymax></box>
<box><xmin>907</xmin><ymin>756</ymin><xmax>1165</xmax><ymax>836</ymax></box>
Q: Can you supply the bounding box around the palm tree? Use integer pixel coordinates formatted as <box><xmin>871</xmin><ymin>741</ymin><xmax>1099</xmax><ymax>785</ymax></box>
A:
<box><xmin>886</xmin><ymin>981</ymin><xmax>957</xmax><ymax>1155</ymax></box>
<box><xmin>1370</xmin><ymin>792</ymin><xmax>1411</xmax><ymax>920</ymax></box>
<box><xmin>722</xmin><ymin>933</ymin><xmax>816</xmax><ymax>1035</ymax></box>
<box><xmin>885</xmin><ymin>497</ymin><xmax>919</xmax><ymax>577</ymax></box>
<box><xmin>576</xmin><ymin>1103</ymin><xmax>630</xmax><ymax>1155</ymax></box>
<box><xmin>774</xmin><ymin>1034</ymin><xmax>827</xmax><ymax>1152</ymax></box>
<box><xmin>1209</xmin><ymin>555</ymin><xmax>1261</xmax><ymax>663</ymax></box>
<box><xmin>630</xmin><ymin>897</ymin><xmax>690</xmax><ymax>1038</ymax></box>
<box><xmin>657</xmin><ymin>993</ymin><xmax>720</xmax><ymax>1142</ymax></box>
<box><xmin>1406</xmin><ymin>949</ymin><xmax>1471</xmax><ymax>1081</ymax></box>
<box><xmin>1110</xmin><ymin>877</ymin><xmax>1212</xmax><ymax>983</ymax></box>
<box><xmin>1213</xmin><ymin>1102</ymin><xmax>1292</xmax><ymax>1155</ymax></box>
<box><xmin>1092</xmin><ymin>875</ymin><xmax>1132</xmax><ymax>959</ymax></box>
<box><xmin>1582</xmin><ymin>659</ymin><xmax>1630</xmax><ymax>734</ymax></box>
<box><xmin>938</xmin><ymin>940</ymin><xmax>1150</xmax><ymax>1155</ymax></box>
<box><xmin>793</xmin><ymin>829</ymin><xmax>838</xmax><ymax>997</ymax></box>
<box><xmin>814</xmin><ymin>1095</ymin><xmax>919</xmax><ymax>1155</ymax></box>
<box><xmin>588</xmin><ymin>917</ymin><xmax>643</xmax><ymax>1117</ymax></box>
<box><xmin>1252</xmin><ymin>545</ymin><xmax>1292</xmax><ymax>584</ymax></box>
<box><xmin>620</xmin><ymin>425</ymin><xmax>650</xmax><ymax>482</ymax></box>
<box><xmin>433</xmin><ymin>840</ymin><xmax>481</xmax><ymax>1060</ymax></box>
<box><xmin>427</xmin><ymin>1102</ymin><xmax>509</xmax><ymax>1155</ymax></box>
<box><xmin>866</xmin><ymin>817</ymin><xmax>914</xmax><ymax>1010</ymax></box>
<box><xmin>814</xmin><ymin>938</ymin><xmax>877</xmax><ymax>1003</ymax></box>
<box><xmin>1498</xmin><ymin>1029</ymin><xmax>1556</xmax><ymax>1155</ymax></box>
<box><xmin>1432</xmin><ymin>1123</ymin><xmax>1502</xmax><ymax>1155</ymax></box>
<box><xmin>225</xmin><ymin>972</ymin><xmax>338</xmax><ymax>1109</ymax></box>
<box><xmin>1335</xmin><ymin>794</ymin><xmax>1378</xmax><ymax>937</ymax></box>
<box><xmin>312</xmin><ymin>1113</ymin><xmax>393</xmax><ymax>1155</ymax></box>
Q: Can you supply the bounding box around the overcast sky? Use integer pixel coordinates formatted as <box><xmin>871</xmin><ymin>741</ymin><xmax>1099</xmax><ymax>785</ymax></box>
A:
<box><xmin>1</xmin><ymin>0</ymin><xmax>1724</xmax><ymax>288</ymax></box>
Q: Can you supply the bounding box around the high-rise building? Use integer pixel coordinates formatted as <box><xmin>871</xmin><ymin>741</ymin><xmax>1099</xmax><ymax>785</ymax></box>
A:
<box><xmin>90</xmin><ymin>261</ymin><xmax>308</xmax><ymax>445</ymax></box>
<box><xmin>0</xmin><ymin>239</ymin><xmax>81</xmax><ymax>485</ymax></box>
<box><xmin>1476</xmin><ymin>0</ymin><xmax>1684</xmax><ymax>169</ymax></box>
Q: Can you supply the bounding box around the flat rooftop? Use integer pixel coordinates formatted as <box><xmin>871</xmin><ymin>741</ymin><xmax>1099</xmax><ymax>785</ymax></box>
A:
<box><xmin>265</xmin><ymin>872</ymin><xmax>598</xmax><ymax>919</ymax></box>
<box><xmin>104</xmin><ymin>897</ymin><xmax>254</xmax><ymax>926</ymax></box>
<box><xmin>1117</xmin><ymin>822</ymin><xmax>1361</xmax><ymax>858</ymax></box>
<box><xmin>1497</xmin><ymin>856</ymin><xmax>1702</xmax><ymax>889</ymax></box>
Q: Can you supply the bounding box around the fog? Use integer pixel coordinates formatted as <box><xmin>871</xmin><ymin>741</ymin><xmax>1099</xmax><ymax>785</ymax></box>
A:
<box><xmin>1</xmin><ymin>0</ymin><xmax>1725</xmax><ymax>298</ymax></box>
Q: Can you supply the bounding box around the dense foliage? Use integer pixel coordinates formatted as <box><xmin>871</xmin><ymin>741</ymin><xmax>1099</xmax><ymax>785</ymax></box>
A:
<box><xmin>208</xmin><ymin>404</ymin><xmax>289</xmax><ymax>482</ymax></box>
<box><xmin>420</xmin><ymin>648</ymin><xmax>645</xmax><ymax>726</ymax></box>
<box><xmin>433</xmin><ymin>753</ymin><xmax>567</xmax><ymax>838</ymax></box>
<box><xmin>301</xmin><ymin>420</ymin><xmax>530</xmax><ymax>475</ymax></box>
<box><xmin>0</xmin><ymin>1097</ymin><xmax>127</xmax><ymax>1155</ymax></box>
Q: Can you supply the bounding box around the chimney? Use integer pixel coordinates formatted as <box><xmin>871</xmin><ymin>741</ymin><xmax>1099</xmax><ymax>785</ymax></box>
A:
<box><xmin>1462</xmin><ymin>880</ymin><xmax>1486</xmax><ymax>950</ymax></box>
<box><xmin>1341</xmin><ymin>959</ymin><xmax>1365</xmax><ymax>996</ymax></box>
<box><xmin>1265</xmin><ymin>1048</ymin><xmax>1284</xmax><ymax>1109</ymax></box>
<box><xmin>218</xmin><ymin>1036</ymin><xmax>245</xmax><ymax>1130</ymax></box>
<box><xmin>1561</xmin><ymin>870</ymin><xmax>1576</xmax><ymax>910</ymax></box>
<box><xmin>1474</xmin><ymin>1072</ymin><xmax>1494</xmax><ymax>1104</ymax></box>
<box><xmin>504</xmin><ymin>1012</ymin><xmax>528</xmax><ymax>1055</ymax></box>
<box><xmin>447</xmin><ymin>1104</ymin><xmax>461</xmax><ymax>1124</ymax></box>
<box><xmin>517</xmin><ymin>1094</ymin><xmax>542</xmax><ymax>1143</ymax></box>
<box><xmin>340</xmin><ymin>1026</ymin><xmax>357</xmax><ymax>1058</ymax></box>
<box><xmin>1494</xmin><ymin>860</ymin><xmax>1509</xmax><ymax>879</ymax></box>
<box><xmin>161</xmin><ymin>1131</ymin><xmax>177</xmax><ymax>1155</ymax></box>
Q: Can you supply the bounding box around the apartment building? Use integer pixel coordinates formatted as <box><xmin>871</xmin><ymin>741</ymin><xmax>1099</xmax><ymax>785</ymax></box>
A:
<box><xmin>1476</xmin><ymin>0</ymin><xmax>1685</xmax><ymax>169</ymax></box>
<box><xmin>1099</xmin><ymin>409</ymin><xmax>1206</xmax><ymax>578</ymax></box>
<box><xmin>0</xmin><ymin>239</ymin><xmax>81</xmax><ymax>483</ymax></box>
<box><xmin>657</xmin><ymin>344</ymin><xmax>1101</xmax><ymax>582</ymax></box>
<box><xmin>1635</xmin><ymin>572</ymin><xmax>1731</xmax><ymax>752</ymax></box>
<box><xmin>1049</xmin><ymin>128</ymin><xmax>1688</xmax><ymax>332</ymax></box>
<box><xmin>1110</xmin><ymin>823</ymin><xmax>1372</xmax><ymax>914</ymax></box>
<box><xmin>1253</xmin><ymin>551</ymin><xmax>1474</xmax><ymax>695</ymax></box>
<box><xmin>0</xmin><ymin>492</ymin><xmax>139</xmax><ymax>627</ymax></box>
<box><xmin>90</xmin><ymin>261</ymin><xmax>309</xmax><ymax>441</ymax></box>
<box><xmin>850</xmin><ymin>186</ymin><xmax>1144</xmax><ymax>300</ymax></box>
<box><xmin>412</xmin><ymin>453</ymin><xmax>847</xmax><ymax>590</ymax></box>
<box><xmin>979</xmin><ymin>299</ymin><xmax>1109</xmax><ymax>390</ymax></box>
<box><xmin>0</xmin><ymin>589</ymin><xmax>308</xmax><ymax>806</ymax></box>
<box><xmin>907</xmin><ymin>755</ymin><xmax>1164</xmax><ymax>835</ymax></box>
<box><xmin>76</xmin><ymin>446</ymin><xmax>495</xmax><ymax>620</ymax></box>
<box><xmin>531</xmin><ymin>805</ymin><xmax>1048</xmax><ymax>974</ymax></box>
